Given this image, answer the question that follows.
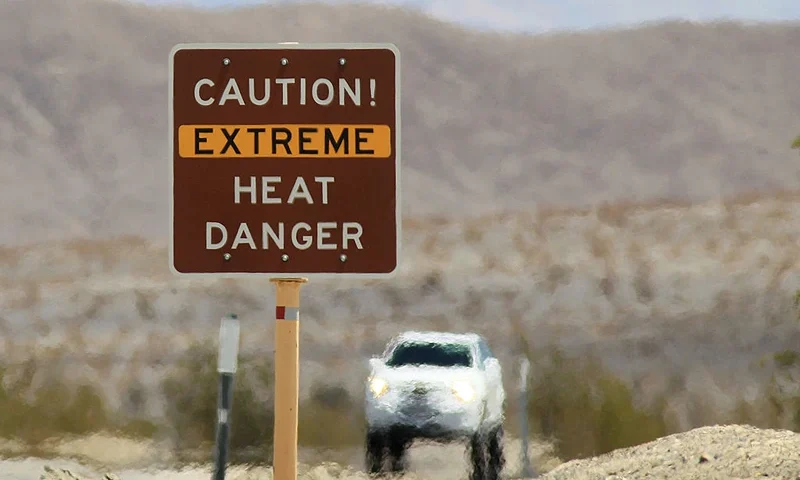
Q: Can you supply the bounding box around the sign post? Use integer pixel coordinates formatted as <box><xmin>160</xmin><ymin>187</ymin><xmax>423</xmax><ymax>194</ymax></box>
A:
<box><xmin>169</xmin><ymin>42</ymin><xmax>400</xmax><ymax>480</ymax></box>
<box><xmin>213</xmin><ymin>314</ymin><xmax>240</xmax><ymax>480</ymax></box>
<box><xmin>518</xmin><ymin>356</ymin><xmax>537</xmax><ymax>478</ymax></box>
<box><xmin>270</xmin><ymin>278</ymin><xmax>306</xmax><ymax>480</ymax></box>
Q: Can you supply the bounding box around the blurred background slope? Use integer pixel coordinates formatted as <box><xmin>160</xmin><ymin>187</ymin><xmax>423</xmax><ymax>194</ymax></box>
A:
<box><xmin>2</xmin><ymin>0</ymin><xmax>800</xmax><ymax>475</ymax></box>
<box><xmin>1</xmin><ymin>0</ymin><xmax>800</xmax><ymax>244</ymax></box>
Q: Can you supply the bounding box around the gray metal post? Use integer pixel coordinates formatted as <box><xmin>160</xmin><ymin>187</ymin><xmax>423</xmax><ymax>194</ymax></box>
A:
<box><xmin>519</xmin><ymin>356</ymin><xmax>536</xmax><ymax>478</ymax></box>
<box><xmin>213</xmin><ymin>314</ymin><xmax>240</xmax><ymax>480</ymax></box>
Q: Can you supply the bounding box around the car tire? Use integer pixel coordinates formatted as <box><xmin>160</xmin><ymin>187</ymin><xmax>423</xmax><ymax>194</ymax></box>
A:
<box><xmin>365</xmin><ymin>429</ymin><xmax>387</xmax><ymax>475</ymax></box>
<box><xmin>469</xmin><ymin>425</ymin><xmax>504</xmax><ymax>480</ymax></box>
<box><xmin>387</xmin><ymin>429</ymin><xmax>409</xmax><ymax>473</ymax></box>
<box><xmin>468</xmin><ymin>431</ymin><xmax>487</xmax><ymax>480</ymax></box>
<box><xmin>486</xmin><ymin>425</ymin><xmax>505</xmax><ymax>480</ymax></box>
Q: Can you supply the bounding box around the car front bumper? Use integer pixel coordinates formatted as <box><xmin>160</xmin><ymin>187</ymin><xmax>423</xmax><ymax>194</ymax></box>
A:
<box><xmin>366</xmin><ymin>392</ymin><xmax>484</xmax><ymax>439</ymax></box>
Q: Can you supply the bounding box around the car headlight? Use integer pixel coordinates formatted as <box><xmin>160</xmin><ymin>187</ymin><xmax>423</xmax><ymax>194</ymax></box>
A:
<box><xmin>452</xmin><ymin>380</ymin><xmax>475</xmax><ymax>402</ymax></box>
<box><xmin>369</xmin><ymin>377</ymin><xmax>389</xmax><ymax>398</ymax></box>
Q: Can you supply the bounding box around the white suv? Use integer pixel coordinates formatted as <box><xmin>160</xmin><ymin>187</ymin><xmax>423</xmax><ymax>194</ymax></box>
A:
<box><xmin>364</xmin><ymin>331</ymin><xmax>505</xmax><ymax>479</ymax></box>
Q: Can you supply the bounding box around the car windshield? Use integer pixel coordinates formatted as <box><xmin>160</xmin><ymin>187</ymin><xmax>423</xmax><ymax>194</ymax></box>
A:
<box><xmin>386</xmin><ymin>341</ymin><xmax>473</xmax><ymax>367</ymax></box>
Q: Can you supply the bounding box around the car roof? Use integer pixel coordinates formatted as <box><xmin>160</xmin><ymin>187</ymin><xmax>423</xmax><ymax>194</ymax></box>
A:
<box><xmin>391</xmin><ymin>330</ymin><xmax>483</xmax><ymax>345</ymax></box>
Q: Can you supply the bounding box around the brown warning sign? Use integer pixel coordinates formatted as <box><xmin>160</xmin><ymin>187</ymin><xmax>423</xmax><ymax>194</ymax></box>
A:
<box><xmin>168</xmin><ymin>43</ymin><xmax>400</xmax><ymax>277</ymax></box>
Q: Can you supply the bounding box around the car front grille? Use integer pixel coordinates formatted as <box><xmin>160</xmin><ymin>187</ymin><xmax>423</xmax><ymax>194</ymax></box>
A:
<box><xmin>400</xmin><ymin>399</ymin><xmax>436</xmax><ymax>421</ymax></box>
<box><xmin>412</xmin><ymin>384</ymin><xmax>429</xmax><ymax>395</ymax></box>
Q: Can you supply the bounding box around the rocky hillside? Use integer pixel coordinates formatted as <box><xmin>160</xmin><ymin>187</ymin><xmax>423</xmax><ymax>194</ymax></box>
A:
<box><xmin>1</xmin><ymin>0</ymin><xmax>800</xmax><ymax>245</ymax></box>
<box><xmin>2</xmin><ymin>192</ymin><xmax>800</xmax><ymax>425</ymax></box>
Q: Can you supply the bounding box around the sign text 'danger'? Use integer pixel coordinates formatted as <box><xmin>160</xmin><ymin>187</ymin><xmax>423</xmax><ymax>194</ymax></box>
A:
<box><xmin>206</xmin><ymin>221</ymin><xmax>364</xmax><ymax>251</ymax></box>
<box><xmin>178</xmin><ymin>124</ymin><xmax>391</xmax><ymax>158</ymax></box>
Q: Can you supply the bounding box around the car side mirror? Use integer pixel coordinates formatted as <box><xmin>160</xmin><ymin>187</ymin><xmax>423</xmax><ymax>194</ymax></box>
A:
<box><xmin>368</xmin><ymin>357</ymin><xmax>383</xmax><ymax>371</ymax></box>
<box><xmin>484</xmin><ymin>357</ymin><xmax>500</xmax><ymax>370</ymax></box>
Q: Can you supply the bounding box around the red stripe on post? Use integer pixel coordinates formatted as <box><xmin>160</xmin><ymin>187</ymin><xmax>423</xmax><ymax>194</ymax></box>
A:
<box><xmin>276</xmin><ymin>306</ymin><xmax>286</xmax><ymax>319</ymax></box>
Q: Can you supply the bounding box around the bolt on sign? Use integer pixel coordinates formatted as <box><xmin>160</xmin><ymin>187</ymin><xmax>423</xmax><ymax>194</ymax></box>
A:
<box><xmin>169</xmin><ymin>43</ymin><xmax>401</xmax><ymax>277</ymax></box>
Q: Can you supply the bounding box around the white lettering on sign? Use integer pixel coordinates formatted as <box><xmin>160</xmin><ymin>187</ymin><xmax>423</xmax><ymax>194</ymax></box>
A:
<box><xmin>342</xmin><ymin>222</ymin><xmax>364</xmax><ymax>250</ymax></box>
<box><xmin>292</xmin><ymin>222</ymin><xmax>312</xmax><ymax>250</ymax></box>
<box><xmin>262</xmin><ymin>176</ymin><xmax>281</xmax><ymax>204</ymax></box>
<box><xmin>275</xmin><ymin>78</ymin><xmax>295</xmax><ymax>106</ymax></box>
<box><xmin>194</xmin><ymin>78</ymin><xmax>215</xmax><ymax>106</ymax></box>
<box><xmin>203</xmin><ymin>175</ymin><xmax>366</xmax><ymax>253</ymax></box>
<box><xmin>234</xmin><ymin>176</ymin><xmax>256</xmax><ymax>204</ymax></box>
<box><xmin>204</xmin><ymin>222</ymin><xmax>364</xmax><ymax>251</ymax></box>
<box><xmin>220</xmin><ymin>78</ymin><xmax>245</xmax><ymax>106</ymax></box>
<box><xmin>317</xmin><ymin>222</ymin><xmax>337</xmax><ymax>250</ymax></box>
<box><xmin>312</xmin><ymin>78</ymin><xmax>334</xmax><ymax>106</ymax></box>
<box><xmin>315</xmin><ymin>176</ymin><xmax>334</xmax><ymax>204</ymax></box>
<box><xmin>192</xmin><ymin>78</ymin><xmax>376</xmax><ymax>107</ymax></box>
<box><xmin>233</xmin><ymin>176</ymin><xmax>335</xmax><ymax>205</ymax></box>
<box><xmin>249</xmin><ymin>79</ymin><xmax>270</xmax><ymax>105</ymax></box>
<box><xmin>287</xmin><ymin>177</ymin><xmax>312</xmax><ymax>204</ymax></box>
<box><xmin>231</xmin><ymin>223</ymin><xmax>256</xmax><ymax>250</ymax></box>
<box><xmin>206</xmin><ymin>222</ymin><xmax>227</xmax><ymax>249</ymax></box>
<box><xmin>263</xmin><ymin>223</ymin><xmax>284</xmax><ymax>249</ymax></box>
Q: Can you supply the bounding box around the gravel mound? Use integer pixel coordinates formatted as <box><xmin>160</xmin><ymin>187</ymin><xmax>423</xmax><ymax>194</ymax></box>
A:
<box><xmin>540</xmin><ymin>424</ymin><xmax>800</xmax><ymax>480</ymax></box>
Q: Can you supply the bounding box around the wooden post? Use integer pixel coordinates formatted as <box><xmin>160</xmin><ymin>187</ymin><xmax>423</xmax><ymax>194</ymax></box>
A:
<box><xmin>271</xmin><ymin>277</ymin><xmax>308</xmax><ymax>480</ymax></box>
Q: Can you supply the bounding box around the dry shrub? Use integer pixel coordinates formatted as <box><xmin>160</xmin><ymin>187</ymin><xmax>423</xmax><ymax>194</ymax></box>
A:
<box><xmin>0</xmin><ymin>245</ymin><xmax>22</xmax><ymax>267</ymax></box>
<box><xmin>586</xmin><ymin>228</ymin><xmax>615</xmax><ymax>263</ymax></box>
<box><xmin>542</xmin><ymin>264</ymin><xmax>572</xmax><ymax>294</ymax></box>
<box><xmin>160</xmin><ymin>340</ymin><xmax>366</xmax><ymax>466</ymax></box>
<box><xmin>299</xmin><ymin>383</ymin><xmax>365</xmax><ymax>449</ymax></box>
<box><xmin>6</xmin><ymin>282</ymin><xmax>41</xmax><ymax>310</ymax></box>
<box><xmin>419</xmin><ymin>270</ymin><xmax>444</xmax><ymax>296</ymax></box>
<box><xmin>595</xmin><ymin>201</ymin><xmax>630</xmax><ymax>228</ymax></box>
<box><xmin>722</xmin><ymin>210</ymin><xmax>739</xmax><ymax>230</ymax></box>
<box><xmin>595</xmin><ymin>275</ymin><xmax>613</xmax><ymax>299</ymax></box>
<box><xmin>534</xmin><ymin>205</ymin><xmax>569</xmax><ymax>238</ymax></box>
<box><xmin>520</xmin><ymin>344</ymin><xmax>800</xmax><ymax>465</ymax></box>
<box><xmin>756</xmin><ymin>349</ymin><xmax>800</xmax><ymax>431</ymax></box>
<box><xmin>457</xmin><ymin>288</ymin><xmax>485</xmax><ymax>318</ymax></box>
<box><xmin>524</xmin><ymin>347</ymin><xmax>668</xmax><ymax>461</ymax></box>
<box><xmin>134</xmin><ymin>290</ymin><xmax>156</xmax><ymax>320</ymax></box>
<box><xmin>632</xmin><ymin>261</ymin><xmax>655</xmax><ymax>304</ymax></box>
<box><xmin>463</xmin><ymin>220</ymin><xmax>485</xmax><ymax>244</ymax></box>
<box><xmin>725</xmin><ymin>189</ymin><xmax>800</xmax><ymax>208</ymax></box>
<box><xmin>420</xmin><ymin>232</ymin><xmax>439</xmax><ymax>256</ymax></box>
<box><xmin>705</xmin><ymin>238</ymin><xmax>719</xmax><ymax>254</ymax></box>
<box><xmin>401</xmin><ymin>217</ymin><xmax>426</xmax><ymax>231</ymax></box>
<box><xmin>511</xmin><ymin>230</ymin><xmax>532</xmax><ymax>259</ymax></box>
<box><xmin>0</xmin><ymin>338</ymin><xmax>367</xmax><ymax>466</ymax></box>
<box><xmin>160</xmin><ymin>339</ymin><xmax>275</xmax><ymax>465</ymax></box>
<box><xmin>0</xmin><ymin>362</ymin><xmax>155</xmax><ymax>447</ymax></box>
<box><xmin>483</xmin><ymin>255</ymin><xmax>501</xmax><ymax>272</ymax></box>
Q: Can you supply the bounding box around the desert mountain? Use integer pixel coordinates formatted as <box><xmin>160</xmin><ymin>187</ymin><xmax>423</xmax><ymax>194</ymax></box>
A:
<box><xmin>1</xmin><ymin>0</ymin><xmax>799</xmax><ymax>245</ymax></box>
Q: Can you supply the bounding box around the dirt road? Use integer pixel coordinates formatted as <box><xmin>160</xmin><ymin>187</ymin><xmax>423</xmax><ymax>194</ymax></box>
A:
<box><xmin>6</xmin><ymin>425</ymin><xmax>800</xmax><ymax>480</ymax></box>
<box><xmin>0</xmin><ymin>436</ymin><xmax>557</xmax><ymax>480</ymax></box>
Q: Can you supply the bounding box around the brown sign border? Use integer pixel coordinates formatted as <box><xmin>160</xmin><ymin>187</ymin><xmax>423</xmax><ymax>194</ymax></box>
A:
<box><xmin>168</xmin><ymin>42</ymin><xmax>401</xmax><ymax>279</ymax></box>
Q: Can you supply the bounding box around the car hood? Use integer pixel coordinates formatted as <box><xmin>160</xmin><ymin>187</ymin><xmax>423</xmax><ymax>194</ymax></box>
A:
<box><xmin>371</xmin><ymin>364</ymin><xmax>483</xmax><ymax>389</ymax></box>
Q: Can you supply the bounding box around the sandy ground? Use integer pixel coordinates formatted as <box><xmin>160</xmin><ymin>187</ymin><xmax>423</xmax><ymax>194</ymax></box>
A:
<box><xmin>10</xmin><ymin>425</ymin><xmax>800</xmax><ymax>480</ymax></box>
<box><xmin>0</xmin><ymin>435</ymin><xmax>559</xmax><ymax>480</ymax></box>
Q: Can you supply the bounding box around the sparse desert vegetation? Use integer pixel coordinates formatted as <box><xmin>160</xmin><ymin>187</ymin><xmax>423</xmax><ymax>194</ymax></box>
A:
<box><xmin>3</xmin><ymin>192</ymin><xmax>800</xmax><ymax>474</ymax></box>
